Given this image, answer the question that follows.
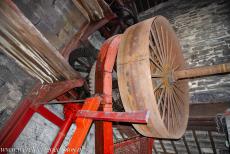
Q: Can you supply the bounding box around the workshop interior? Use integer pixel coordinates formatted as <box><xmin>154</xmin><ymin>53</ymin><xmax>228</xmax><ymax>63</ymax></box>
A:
<box><xmin>0</xmin><ymin>0</ymin><xmax>230</xmax><ymax>153</ymax></box>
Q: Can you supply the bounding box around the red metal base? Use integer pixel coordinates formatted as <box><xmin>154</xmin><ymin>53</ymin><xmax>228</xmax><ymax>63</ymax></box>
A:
<box><xmin>0</xmin><ymin>79</ymin><xmax>83</xmax><ymax>150</ymax></box>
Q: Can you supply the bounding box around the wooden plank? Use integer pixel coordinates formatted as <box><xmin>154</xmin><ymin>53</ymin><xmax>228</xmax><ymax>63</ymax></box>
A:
<box><xmin>187</xmin><ymin>126</ymin><xmax>217</xmax><ymax>131</ymax></box>
<box><xmin>190</xmin><ymin>102</ymin><xmax>230</xmax><ymax>117</ymax></box>
<box><xmin>0</xmin><ymin>0</ymin><xmax>81</xmax><ymax>83</ymax></box>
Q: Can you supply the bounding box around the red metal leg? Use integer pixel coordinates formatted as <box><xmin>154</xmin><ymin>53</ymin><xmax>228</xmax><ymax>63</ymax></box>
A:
<box><xmin>48</xmin><ymin>113</ymin><xmax>74</xmax><ymax>154</ymax></box>
<box><xmin>95</xmin><ymin>35</ymin><xmax>122</xmax><ymax>154</ymax></box>
<box><xmin>65</xmin><ymin>97</ymin><xmax>101</xmax><ymax>154</ymax></box>
<box><xmin>95</xmin><ymin>121</ymin><xmax>114</xmax><ymax>153</ymax></box>
<box><xmin>147</xmin><ymin>138</ymin><xmax>154</xmax><ymax>154</ymax></box>
<box><xmin>48</xmin><ymin>97</ymin><xmax>83</xmax><ymax>154</ymax></box>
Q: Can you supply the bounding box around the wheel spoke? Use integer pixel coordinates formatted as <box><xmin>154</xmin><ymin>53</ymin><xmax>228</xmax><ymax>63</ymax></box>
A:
<box><xmin>171</xmin><ymin>88</ymin><xmax>182</xmax><ymax>114</ymax></box>
<box><xmin>151</xmin><ymin>74</ymin><xmax>162</xmax><ymax>78</ymax></box>
<box><xmin>150</xmin><ymin>26</ymin><xmax>166</xmax><ymax>64</ymax></box>
<box><xmin>160</xmin><ymin>26</ymin><xmax>168</xmax><ymax>66</ymax></box>
<box><xmin>170</xmin><ymin>89</ymin><xmax>182</xmax><ymax>129</ymax></box>
<box><xmin>172</xmin><ymin>86</ymin><xmax>184</xmax><ymax>114</ymax></box>
<box><xmin>157</xmin><ymin>86</ymin><xmax>165</xmax><ymax>107</ymax></box>
<box><xmin>162</xmin><ymin>87</ymin><xmax>169</xmax><ymax>121</ymax></box>
<box><xmin>150</xmin><ymin>57</ymin><xmax>163</xmax><ymax>72</ymax></box>
<box><xmin>169</xmin><ymin>88</ymin><xmax>177</xmax><ymax>131</ymax></box>
<box><xmin>154</xmin><ymin>22</ymin><xmax>167</xmax><ymax>65</ymax></box>
<box><xmin>165</xmin><ymin>31</ymin><xmax>170</xmax><ymax>65</ymax></box>
<box><xmin>173</xmin><ymin>87</ymin><xmax>186</xmax><ymax>106</ymax></box>
<box><xmin>167</xmin><ymin>88</ymin><xmax>174</xmax><ymax>131</ymax></box>
<box><xmin>154</xmin><ymin>82</ymin><xmax>163</xmax><ymax>93</ymax></box>
<box><xmin>149</xmin><ymin>40</ymin><xmax>163</xmax><ymax>66</ymax></box>
<box><xmin>174</xmin><ymin>84</ymin><xmax>185</xmax><ymax>94</ymax></box>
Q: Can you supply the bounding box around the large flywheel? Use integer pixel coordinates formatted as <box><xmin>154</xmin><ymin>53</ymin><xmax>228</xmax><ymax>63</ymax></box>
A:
<box><xmin>117</xmin><ymin>15</ymin><xmax>230</xmax><ymax>139</ymax></box>
<box><xmin>117</xmin><ymin>16</ymin><xmax>189</xmax><ymax>139</ymax></box>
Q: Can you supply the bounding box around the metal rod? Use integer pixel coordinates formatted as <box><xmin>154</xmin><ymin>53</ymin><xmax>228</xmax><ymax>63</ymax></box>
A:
<box><xmin>153</xmin><ymin>145</ymin><xmax>158</xmax><ymax>154</ymax></box>
<box><xmin>192</xmin><ymin>130</ymin><xmax>202</xmax><ymax>154</ymax></box>
<box><xmin>182</xmin><ymin>136</ymin><xmax>191</xmax><ymax>154</ymax></box>
<box><xmin>40</xmin><ymin>99</ymin><xmax>85</xmax><ymax>104</ymax></box>
<box><xmin>174</xmin><ymin>63</ymin><xmax>230</xmax><ymax>80</ymax></box>
<box><xmin>171</xmin><ymin>141</ymin><xmax>178</xmax><ymax>153</ymax></box>
<box><xmin>159</xmin><ymin>140</ymin><xmax>167</xmax><ymax>153</ymax></box>
<box><xmin>208</xmin><ymin>131</ymin><xmax>217</xmax><ymax>154</ymax></box>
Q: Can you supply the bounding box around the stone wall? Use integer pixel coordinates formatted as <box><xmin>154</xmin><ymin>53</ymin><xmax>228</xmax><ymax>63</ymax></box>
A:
<box><xmin>13</xmin><ymin>0</ymin><xmax>87</xmax><ymax>51</ymax></box>
<box><xmin>0</xmin><ymin>52</ymin><xmax>35</xmax><ymax>130</ymax></box>
<box><xmin>139</xmin><ymin>0</ymin><xmax>230</xmax><ymax>104</ymax></box>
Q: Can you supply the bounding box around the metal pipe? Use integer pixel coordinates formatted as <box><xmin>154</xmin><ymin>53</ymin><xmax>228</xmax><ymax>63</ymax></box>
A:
<box><xmin>174</xmin><ymin>63</ymin><xmax>230</xmax><ymax>80</ymax></box>
<box><xmin>48</xmin><ymin>114</ymin><xmax>73</xmax><ymax>154</ymax></box>
<box><xmin>40</xmin><ymin>99</ymin><xmax>85</xmax><ymax>104</ymax></box>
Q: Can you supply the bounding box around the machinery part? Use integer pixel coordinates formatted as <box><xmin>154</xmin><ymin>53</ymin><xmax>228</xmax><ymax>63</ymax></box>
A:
<box><xmin>94</xmin><ymin>35</ymin><xmax>122</xmax><ymax>154</ymax></box>
<box><xmin>113</xmin><ymin>6</ymin><xmax>138</xmax><ymax>29</ymax></box>
<box><xmin>89</xmin><ymin>61</ymin><xmax>124</xmax><ymax>111</ymax></box>
<box><xmin>69</xmin><ymin>46</ymin><xmax>98</xmax><ymax>78</ymax></box>
<box><xmin>117</xmin><ymin>16</ymin><xmax>230</xmax><ymax>139</ymax></box>
<box><xmin>100</xmin><ymin>1</ymin><xmax>138</xmax><ymax>38</ymax></box>
<box><xmin>117</xmin><ymin>16</ymin><xmax>189</xmax><ymax>139</ymax></box>
<box><xmin>174</xmin><ymin>63</ymin><xmax>230</xmax><ymax>80</ymax></box>
<box><xmin>89</xmin><ymin>62</ymin><xmax>97</xmax><ymax>95</ymax></box>
<box><xmin>69</xmin><ymin>46</ymin><xmax>98</xmax><ymax>98</ymax></box>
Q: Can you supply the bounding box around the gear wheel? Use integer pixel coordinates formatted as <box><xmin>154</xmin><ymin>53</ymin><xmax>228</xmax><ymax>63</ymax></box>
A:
<box><xmin>89</xmin><ymin>62</ymin><xmax>96</xmax><ymax>96</ymax></box>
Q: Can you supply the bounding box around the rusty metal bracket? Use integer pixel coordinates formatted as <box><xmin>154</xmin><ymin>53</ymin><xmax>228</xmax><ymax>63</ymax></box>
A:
<box><xmin>76</xmin><ymin>110</ymin><xmax>150</xmax><ymax>123</ymax></box>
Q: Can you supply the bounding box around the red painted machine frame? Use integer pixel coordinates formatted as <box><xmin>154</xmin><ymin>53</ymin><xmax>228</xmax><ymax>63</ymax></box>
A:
<box><xmin>0</xmin><ymin>35</ymin><xmax>153</xmax><ymax>154</ymax></box>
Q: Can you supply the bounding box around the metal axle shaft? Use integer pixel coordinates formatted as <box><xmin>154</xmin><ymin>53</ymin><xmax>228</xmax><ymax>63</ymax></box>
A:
<box><xmin>174</xmin><ymin>63</ymin><xmax>230</xmax><ymax>80</ymax></box>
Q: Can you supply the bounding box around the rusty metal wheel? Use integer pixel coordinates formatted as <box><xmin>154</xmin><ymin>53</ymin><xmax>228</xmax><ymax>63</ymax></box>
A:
<box><xmin>117</xmin><ymin>16</ymin><xmax>189</xmax><ymax>139</ymax></box>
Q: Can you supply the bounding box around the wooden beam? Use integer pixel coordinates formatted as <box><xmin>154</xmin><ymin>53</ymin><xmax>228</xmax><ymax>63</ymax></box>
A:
<box><xmin>190</xmin><ymin>102</ymin><xmax>230</xmax><ymax>117</ymax></box>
